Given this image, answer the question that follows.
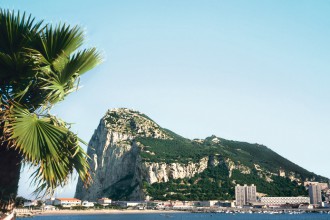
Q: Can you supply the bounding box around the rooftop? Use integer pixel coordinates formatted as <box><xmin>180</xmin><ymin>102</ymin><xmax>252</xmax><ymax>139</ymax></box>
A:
<box><xmin>56</xmin><ymin>198</ymin><xmax>81</xmax><ymax>201</ymax></box>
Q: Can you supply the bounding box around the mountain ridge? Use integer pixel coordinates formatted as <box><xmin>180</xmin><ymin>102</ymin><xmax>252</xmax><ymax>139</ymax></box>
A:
<box><xmin>75</xmin><ymin>108</ymin><xmax>328</xmax><ymax>201</ymax></box>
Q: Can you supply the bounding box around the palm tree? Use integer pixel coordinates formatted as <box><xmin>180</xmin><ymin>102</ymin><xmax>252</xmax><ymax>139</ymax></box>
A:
<box><xmin>0</xmin><ymin>10</ymin><xmax>102</xmax><ymax>212</ymax></box>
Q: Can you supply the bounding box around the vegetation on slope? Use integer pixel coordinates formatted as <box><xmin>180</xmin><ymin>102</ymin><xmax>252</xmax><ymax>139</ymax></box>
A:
<box><xmin>137</xmin><ymin>137</ymin><xmax>214</xmax><ymax>163</ymax></box>
<box><xmin>145</xmin><ymin>163</ymin><xmax>234</xmax><ymax>201</ymax></box>
<box><xmin>219</xmin><ymin>139</ymin><xmax>321</xmax><ymax>182</ymax></box>
<box><xmin>145</xmin><ymin>165</ymin><xmax>308</xmax><ymax>201</ymax></box>
<box><xmin>137</xmin><ymin>134</ymin><xmax>326</xmax><ymax>182</ymax></box>
<box><xmin>136</xmin><ymin>130</ymin><xmax>326</xmax><ymax>200</ymax></box>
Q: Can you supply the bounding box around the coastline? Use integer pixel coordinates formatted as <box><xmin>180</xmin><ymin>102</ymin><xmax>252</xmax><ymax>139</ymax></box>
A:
<box><xmin>37</xmin><ymin>209</ymin><xmax>186</xmax><ymax>216</ymax></box>
<box><xmin>18</xmin><ymin>208</ymin><xmax>330</xmax><ymax>217</ymax></box>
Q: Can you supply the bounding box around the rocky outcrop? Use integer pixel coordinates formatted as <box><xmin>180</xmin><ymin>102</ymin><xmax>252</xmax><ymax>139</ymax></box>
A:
<box><xmin>103</xmin><ymin>108</ymin><xmax>170</xmax><ymax>139</ymax></box>
<box><xmin>75</xmin><ymin>114</ymin><xmax>144</xmax><ymax>200</ymax></box>
<box><xmin>75</xmin><ymin>109</ymin><xmax>223</xmax><ymax>200</ymax></box>
<box><xmin>226</xmin><ymin>158</ymin><xmax>251</xmax><ymax>177</ymax></box>
<box><xmin>141</xmin><ymin>157</ymin><xmax>209</xmax><ymax>184</ymax></box>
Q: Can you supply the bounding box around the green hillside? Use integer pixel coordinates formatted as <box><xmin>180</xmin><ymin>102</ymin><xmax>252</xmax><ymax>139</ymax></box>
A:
<box><xmin>136</xmin><ymin>130</ymin><xmax>327</xmax><ymax>201</ymax></box>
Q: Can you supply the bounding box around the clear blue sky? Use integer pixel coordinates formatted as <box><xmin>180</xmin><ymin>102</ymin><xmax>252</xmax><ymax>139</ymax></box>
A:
<box><xmin>1</xmin><ymin>0</ymin><xmax>329</xmax><ymax>199</ymax></box>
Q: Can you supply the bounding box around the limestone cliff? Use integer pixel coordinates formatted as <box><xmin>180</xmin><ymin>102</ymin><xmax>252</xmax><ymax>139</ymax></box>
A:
<box><xmin>75</xmin><ymin>109</ymin><xmax>219</xmax><ymax>200</ymax></box>
<box><xmin>76</xmin><ymin>109</ymin><xmax>144</xmax><ymax>200</ymax></box>
<box><xmin>75</xmin><ymin>108</ymin><xmax>328</xmax><ymax>201</ymax></box>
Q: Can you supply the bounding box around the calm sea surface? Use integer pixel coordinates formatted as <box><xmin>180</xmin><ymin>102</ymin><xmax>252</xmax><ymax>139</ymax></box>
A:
<box><xmin>17</xmin><ymin>213</ymin><xmax>330</xmax><ymax>220</ymax></box>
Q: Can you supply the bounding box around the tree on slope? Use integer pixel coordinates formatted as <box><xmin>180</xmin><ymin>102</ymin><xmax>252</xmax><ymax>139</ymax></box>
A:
<box><xmin>0</xmin><ymin>9</ymin><xmax>102</xmax><ymax>211</ymax></box>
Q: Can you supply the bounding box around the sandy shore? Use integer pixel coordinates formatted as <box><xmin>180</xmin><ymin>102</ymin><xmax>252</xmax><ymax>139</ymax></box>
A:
<box><xmin>38</xmin><ymin>209</ymin><xmax>186</xmax><ymax>216</ymax></box>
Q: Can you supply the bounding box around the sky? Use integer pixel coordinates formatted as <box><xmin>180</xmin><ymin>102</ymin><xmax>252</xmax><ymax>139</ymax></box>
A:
<box><xmin>1</xmin><ymin>0</ymin><xmax>329</xmax><ymax>199</ymax></box>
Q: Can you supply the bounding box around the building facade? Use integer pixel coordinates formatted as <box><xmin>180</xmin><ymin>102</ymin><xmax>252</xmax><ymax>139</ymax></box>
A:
<box><xmin>97</xmin><ymin>198</ymin><xmax>112</xmax><ymax>206</ymax></box>
<box><xmin>112</xmin><ymin>201</ymin><xmax>146</xmax><ymax>207</ymax></box>
<box><xmin>23</xmin><ymin>200</ymin><xmax>38</xmax><ymax>207</ymax></box>
<box><xmin>235</xmin><ymin>184</ymin><xmax>256</xmax><ymax>207</ymax></box>
<box><xmin>45</xmin><ymin>198</ymin><xmax>55</xmax><ymax>205</ymax></box>
<box><xmin>278</xmin><ymin>169</ymin><xmax>286</xmax><ymax>177</ymax></box>
<box><xmin>196</xmin><ymin>200</ymin><xmax>219</xmax><ymax>207</ymax></box>
<box><xmin>53</xmin><ymin>198</ymin><xmax>81</xmax><ymax>207</ymax></box>
<box><xmin>260</xmin><ymin>197</ymin><xmax>310</xmax><ymax>206</ymax></box>
<box><xmin>309</xmin><ymin>184</ymin><xmax>322</xmax><ymax>204</ymax></box>
<box><xmin>82</xmin><ymin>201</ymin><xmax>94</xmax><ymax>207</ymax></box>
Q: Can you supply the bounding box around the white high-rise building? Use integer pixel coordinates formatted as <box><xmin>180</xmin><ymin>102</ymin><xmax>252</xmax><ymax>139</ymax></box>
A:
<box><xmin>235</xmin><ymin>184</ymin><xmax>256</xmax><ymax>207</ymax></box>
<box><xmin>309</xmin><ymin>184</ymin><xmax>322</xmax><ymax>204</ymax></box>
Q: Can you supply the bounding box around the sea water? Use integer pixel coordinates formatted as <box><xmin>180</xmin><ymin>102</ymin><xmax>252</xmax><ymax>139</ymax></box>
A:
<box><xmin>17</xmin><ymin>213</ymin><xmax>330</xmax><ymax>220</ymax></box>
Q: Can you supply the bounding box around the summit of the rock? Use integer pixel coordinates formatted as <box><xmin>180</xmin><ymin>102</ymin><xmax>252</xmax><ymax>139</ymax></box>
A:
<box><xmin>102</xmin><ymin>108</ymin><xmax>170</xmax><ymax>139</ymax></box>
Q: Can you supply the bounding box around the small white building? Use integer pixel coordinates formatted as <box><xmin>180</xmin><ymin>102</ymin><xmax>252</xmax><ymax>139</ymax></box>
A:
<box><xmin>82</xmin><ymin>201</ymin><xmax>94</xmax><ymax>208</ymax></box>
<box><xmin>23</xmin><ymin>200</ymin><xmax>38</xmax><ymax>207</ymax></box>
<box><xmin>279</xmin><ymin>169</ymin><xmax>286</xmax><ymax>177</ymax></box>
<box><xmin>113</xmin><ymin>201</ymin><xmax>146</xmax><ymax>207</ymax></box>
<box><xmin>169</xmin><ymin>201</ymin><xmax>194</xmax><ymax>209</ymax></box>
<box><xmin>321</xmin><ymin>202</ymin><xmax>330</xmax><ymax>208</ymax></box>
<box><xmin>218</xmin><ymin>201</ymin><xmax>235</xmax><ymax>207</ymax></box>
<box><xmin>43</xmin><ymin>205</ymin><xmax>56</xmax><ymax>211</ymax></box>
<box><xmin>196</xmin><ymin>200</ymin><xmax>219</xmax><ymax>207</ymax></box>
<box><xmin>298</xmin><ymin>204</ymin><xmax>314</xmax><ymax>209</ymax></box>
<box><xmin>152</xmin><ymin>201</ymin><xmax>172</xmax><ymax>208</ymax></box>
<box><xmin>54</xmin><ymin>198</ymin><xmax>81</xmax><ymax>207</ymax></box>
<box><xmin>97</xmin><ymin>198</ymin><xmax>112</xmax><ymax>206</ymax></box>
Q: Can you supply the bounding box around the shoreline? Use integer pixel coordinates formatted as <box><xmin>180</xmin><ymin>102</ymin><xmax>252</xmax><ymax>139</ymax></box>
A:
<box><xmin>36</xmin><ymin>209</ymin><xmax>186</xmax><ymax>216</ymax></box>
<box><xmin>16</xmin><ymin>208</ymin><xmax>330</xmax><ymax>217</ymax></box>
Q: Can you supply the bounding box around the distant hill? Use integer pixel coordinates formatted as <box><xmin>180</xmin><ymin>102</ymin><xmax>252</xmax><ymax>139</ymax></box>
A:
<box><xmin>75</xmin><ymin>108</ymin><xmax>328</xmax><ymax>201</ymax></box>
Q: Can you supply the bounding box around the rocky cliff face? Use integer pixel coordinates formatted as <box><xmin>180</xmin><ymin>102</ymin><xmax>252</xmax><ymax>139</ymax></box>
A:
<box><xmin>75</xmin><ymin>108</ymin><xmax>327</xmax><ymax>201</ymax></box>
<box><xmin>141</xmin><ymin>157</ymin><xmax>209</xmax><ymax>184</ymax></box>
<box><xmin>76</xmin><ymin>109</ymin><xmax>141</xmax><ymax>200</ymax></box>
<box><xmin>75</xmin><ymin>109</ymin><xmax>219</xmax><ymax>200</ymax></box>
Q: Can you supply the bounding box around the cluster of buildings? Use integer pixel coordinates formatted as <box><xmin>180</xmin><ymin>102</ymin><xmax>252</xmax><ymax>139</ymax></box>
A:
<box><xmin>42</xmin><ymin>198</ymin><xmax>112</xmax><ymax>209</ymax></box>
<box><xmin>26</xmin><ymin>180</ymin><xmax>329</xmax><ymax>211</ymax></box>
<box><xmin>33</xmin><ymin>197</ymin><xmax>237</xmax><ymax>210</ymax></box>
<box><xmin>234</xmin><ymin>181</ymin><xmax>330</xmax><ymax>209</ymax></box>
<box><xmin>39</xmin><ymin>198</ymin><xmax>234</xmax><ymax>210</ymax></box>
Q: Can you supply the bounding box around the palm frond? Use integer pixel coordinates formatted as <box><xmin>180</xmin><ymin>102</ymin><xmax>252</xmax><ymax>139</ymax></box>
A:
<box><xmin>0</xmin><ymin>9</ymin><xmax>43</xmax><ymax>54</ymax></box>
<box><xmin>58</xmin><ymin>48</ymin><xmax>102</xmax><ymax>83</ymax></box>
<box><xmin>39</xmin><ymin>75</ymin><xmax>75</xmax><ymax>104</ymax></box>
<box><xmin>32</xmin><ymin>48</ymin><xmax>101</xmax><ymax>105</ymax></box>
<box><xmin>33</xmin><ymin>24</ymin><xmax>84</xmax><ymax>65</ymax></box>
<box><xmin>3</xmin><ymin>104</ymin><xmax>91</xmax><ymax>196</ymax></box>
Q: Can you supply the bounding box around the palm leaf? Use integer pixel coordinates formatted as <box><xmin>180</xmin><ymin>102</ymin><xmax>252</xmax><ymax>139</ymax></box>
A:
<box><xmin>32</xmin><ymin>24</ymin><xmax>84</xmax><ymax>65</ymax></box>
<box><xmin>34</xmin><ymin>48</ymin><xmax>102</xmax><ymax>104</ymax></box>
<box><xmin>3</xmin><ymin>104</ymin><xmax>91</xmax><ymax>195</ymax></box>
<box><xmin>0</xmin><ymin>9</ymin><xmax>43</xmax><ymax>54</ymax></box>
<box><xmin>59</xmin><ymin>48</ymin><xmax>102</xmax><ymax>81</ymax></box>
